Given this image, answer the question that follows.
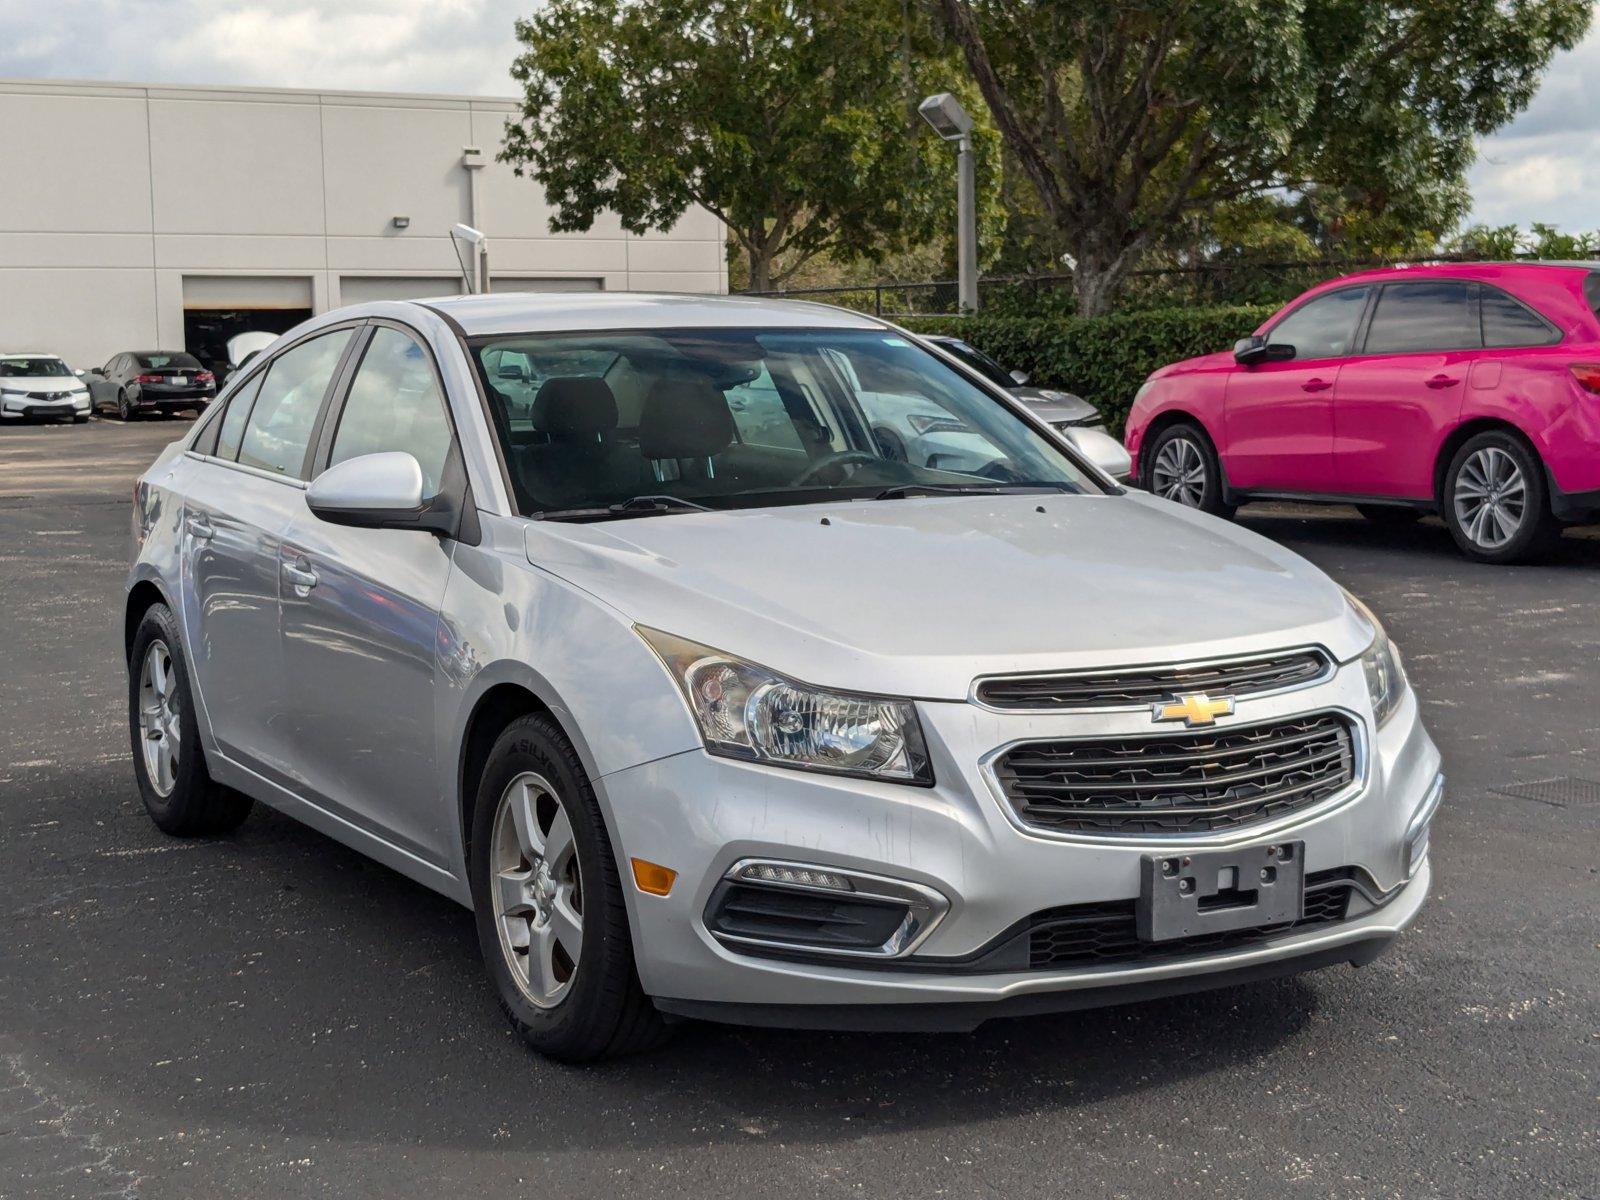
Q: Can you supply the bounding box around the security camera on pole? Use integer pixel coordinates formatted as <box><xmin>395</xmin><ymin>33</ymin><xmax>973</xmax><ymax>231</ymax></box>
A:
<box><xmin>917</xmin><ymin>93</ymin><xmax>978</xmax><ymax>314</ymax></box>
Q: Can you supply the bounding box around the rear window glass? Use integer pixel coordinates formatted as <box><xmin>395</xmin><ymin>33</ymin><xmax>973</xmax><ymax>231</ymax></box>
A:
<box><xmin>136</xmin><ymin>353</ymin><xmax>201</xmax><ymax>370</ymax></box>
<box><xmin>1480</xmin><ymin>287</ymin><xmax>1558</xmax><ymax>348</ymax></box>
<box><xmin>1585</xmin><ymin>273</ymin><xmax>1600</xmax><ymax>320</ymax></box>
<box><xmin>1363</xmin><ymin>282</ymin><xmax>1480</xmax><ymax>355</ymax></box>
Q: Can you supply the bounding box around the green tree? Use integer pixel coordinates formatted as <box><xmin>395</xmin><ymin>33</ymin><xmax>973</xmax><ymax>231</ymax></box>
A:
<box><xmin>934</xmin><ymin>0</ymin><xmax>1591</xmax><ymax>314</ymax></box>
<box><xmin>503</xmin><ymin>0</ymin><xmax>950</xmax><ymax>292</ymax></box>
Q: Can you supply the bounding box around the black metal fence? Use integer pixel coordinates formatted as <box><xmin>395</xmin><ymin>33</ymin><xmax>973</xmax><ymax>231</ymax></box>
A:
<box><xmin>740</xmin><ymin>253</ymin><xmax>1600</xmax><ymax>318</ymax></box>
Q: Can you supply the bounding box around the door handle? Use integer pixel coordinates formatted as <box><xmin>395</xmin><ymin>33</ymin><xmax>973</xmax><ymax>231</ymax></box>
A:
<box><xmin>1300</xmin><ymin>378</ymin><xmax>1333</xmax><ymax>393</ymax></box>
<box><xmin>1426</xmin><ymin>374</ymin><xmax>1460</xmax><ymax>389</ymax></box>
<box><xmin>282</xmin><ymin>559</ymin><xmax>319</xmax><ymax>594</ymax></box>
<box><xmin>185</xmin><ymin>514</ymin><xmax>214</xmax><ymax>541</ymax></box>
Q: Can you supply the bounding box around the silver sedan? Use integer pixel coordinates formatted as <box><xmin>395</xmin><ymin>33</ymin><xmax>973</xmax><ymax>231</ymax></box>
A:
<box><xmin>125</xmin><ymin>294</ymin><xmax>1442</xmax><ymax>1061</ymax></box>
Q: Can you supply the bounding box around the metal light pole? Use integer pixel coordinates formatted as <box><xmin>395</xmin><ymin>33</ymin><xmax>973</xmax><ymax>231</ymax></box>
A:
<box><xmin>918</xmin><ymin>93</ymin><xmax>978</xmax><ymax>313</ymax></box>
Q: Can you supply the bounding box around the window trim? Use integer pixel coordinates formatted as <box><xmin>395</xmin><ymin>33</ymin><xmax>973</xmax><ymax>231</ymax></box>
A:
<box><xmin>1262</xmin><ymin>283</ymin><xmax>1376</xmax><ymax>363</ymax></box>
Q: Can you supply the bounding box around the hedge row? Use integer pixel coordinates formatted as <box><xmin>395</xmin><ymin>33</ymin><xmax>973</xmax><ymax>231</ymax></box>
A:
<box><xmin>900</xmin><ymin>303</ymin><xmax>1278</xmax><ymax>434</ymax></box>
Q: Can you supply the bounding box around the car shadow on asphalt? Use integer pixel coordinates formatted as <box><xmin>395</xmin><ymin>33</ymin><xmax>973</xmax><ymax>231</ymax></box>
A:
<box><xmin>5</xmin><ymin>782</ymin><xmax>1331</xmax><ymax>1155</ymax></box>
<box><xmin>1236</xmin><ymin>507</ymin><xmax>1600</xmax><ymax>569</ymax></box>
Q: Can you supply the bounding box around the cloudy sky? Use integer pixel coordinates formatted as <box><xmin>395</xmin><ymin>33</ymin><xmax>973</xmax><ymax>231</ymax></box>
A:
<box><xmin>0</xmin><ymin>0</ymin><xmax>1594</xmax><ymax>233</ymax></box>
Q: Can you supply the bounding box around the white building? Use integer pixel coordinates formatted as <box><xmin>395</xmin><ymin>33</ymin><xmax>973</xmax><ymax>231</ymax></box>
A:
<box><xmin>0</xmin><ymin>77</ymin><xmax>727</xmax><ymax>371</ymax></box>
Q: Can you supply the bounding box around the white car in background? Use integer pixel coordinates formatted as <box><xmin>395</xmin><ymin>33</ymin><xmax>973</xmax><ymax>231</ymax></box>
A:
<box><xmin>0</xmin><ymin>354</ymin><xmax>92</xmax><ymax>423</ymax></box>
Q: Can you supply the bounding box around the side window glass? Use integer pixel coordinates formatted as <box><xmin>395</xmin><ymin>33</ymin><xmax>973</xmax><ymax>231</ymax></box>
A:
<box><xmin>205</xmin><ymin>371</ymin><xmax>261</xmax><ymax>458</ymax></box>
<box><xmin>1363</xmin><ymin>282</ymin><xmax>1480</xmax><ymax>355</ymax></box>
<box><xmin>328</xmin><ymin>327</ymin><xmax>455</xmax><ymax>499</ymax></box>
<box><xmin>237</xmin><ymin>329</ymin><xmax>352</xmax><ymax>478</ymax></box>
<box><xmin>1481</xmin><ymin>287</ymin><xmax>1558</xmax><ymax>348</ymax></box>
<box><xmin>1266</xmin><ymin>287</ymin><xmax>1370</xmax><ymax>360</ymax></box>
<box><xmin>725</xmin><ymin>365</ymin><xmax>804</xmax><ymax>450</ymax></box>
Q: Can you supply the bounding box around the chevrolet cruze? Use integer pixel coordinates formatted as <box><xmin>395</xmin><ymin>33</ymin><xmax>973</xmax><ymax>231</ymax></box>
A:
<box><xmin>126</xmin><ymin>294</ymin><xmax>1442</xmax><ymax>1061</ymax></box>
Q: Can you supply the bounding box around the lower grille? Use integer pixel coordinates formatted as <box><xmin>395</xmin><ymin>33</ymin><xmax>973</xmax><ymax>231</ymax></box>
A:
<box><xmin>994</xmin><ymin>712</ymin><xmax>1358</xmax><ymax>836</ymax></box>
<box><xmin>1028</xmin><ymin>869</ymin><xmax>1356</xmax><ymax>970</ymax></box>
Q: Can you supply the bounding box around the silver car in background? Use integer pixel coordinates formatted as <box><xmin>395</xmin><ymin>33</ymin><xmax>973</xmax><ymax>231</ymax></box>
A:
<box><xmin>125</xmin><ymin>294</ymin><xmax>1442</xmax><ymax>1061</ymax></box>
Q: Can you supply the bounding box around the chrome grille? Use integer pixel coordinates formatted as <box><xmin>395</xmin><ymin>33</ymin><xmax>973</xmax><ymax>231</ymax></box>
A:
<box><xmin>975</xmin><ymin>649</ymin><xmax>1329</xmax><ymax>710</ymax></box>
<box><xmin>993</xmin><ymin>712</ymin><xmax>1357</xmax><ymax>836</ymax></box>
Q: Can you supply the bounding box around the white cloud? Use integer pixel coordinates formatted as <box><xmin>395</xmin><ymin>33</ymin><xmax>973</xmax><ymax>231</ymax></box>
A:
<box><xmin>0</xmin><ymin>0</ymin><xmax>526</xmax><ymax>97</ymax></box>
<box><xmin>1468</xmin><ymin>26</ymin><xmax>1600</xmax><ymax>232</ymax></box>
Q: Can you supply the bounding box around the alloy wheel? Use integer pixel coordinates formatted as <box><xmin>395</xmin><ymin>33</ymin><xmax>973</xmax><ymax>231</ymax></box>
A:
<box><xmin>490</xmin><ymin>771</ymin><xmax>584</xmax><ymax>1008</ymax></box>
<box><xmin>1453</xmin><ymin>446</ymin><xmax>1527</xmax><ymax>551</ymax></box>
<box><xmin>1151</xmin><ymin>436</ymin><xmax>1207</xmax><ymax>507</ymax></box>
<box><xmin>137</xmin><ymin>640</ymin><xmax>181</xmax><ymax>796</ymax></box>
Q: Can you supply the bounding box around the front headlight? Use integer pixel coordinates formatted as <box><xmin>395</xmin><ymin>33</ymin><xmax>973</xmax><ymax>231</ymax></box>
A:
<box><xmin>1345</xmin><ymin>591</ymin><xmax>1407</xmax><ymax>726</ymax></box>
<box><xmin>637</xmin><ymin>627</ymin><xmax>933</xmax><ymax>785</ymax></box>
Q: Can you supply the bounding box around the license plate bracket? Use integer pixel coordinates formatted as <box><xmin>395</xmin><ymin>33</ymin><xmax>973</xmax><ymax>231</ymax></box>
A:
<box><xmin>1137</xmin><ymin>841</ymin><xmax>1304</xmax><ymax>942</ymax></box>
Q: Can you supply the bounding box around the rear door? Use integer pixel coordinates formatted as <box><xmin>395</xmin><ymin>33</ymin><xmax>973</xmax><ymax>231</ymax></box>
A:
<box><xmin>1223</xmin><ymin>285</ymin><xmax>1371</xmax><ymax>492</ymax></box>
<box><xmin>1332</xmin><ymin>280</ymin><xmax>1480</xmax><ymax>498</ymax></box>
<box><xmin>179</xmin><ymin>326</ymin><xmax>358</xmax><ymax>785</ymax></box>
<box><xmin>277</xmin><ymin>322</ymin><xmax>461</xmax><ymax>864</ymax></box>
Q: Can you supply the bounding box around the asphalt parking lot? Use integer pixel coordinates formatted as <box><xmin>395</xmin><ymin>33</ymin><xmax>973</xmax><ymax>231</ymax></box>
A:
<box><xmin>1</xmin><ymin>416</ymin><xmax>1595</xmax><ymax>1200</ymax></box>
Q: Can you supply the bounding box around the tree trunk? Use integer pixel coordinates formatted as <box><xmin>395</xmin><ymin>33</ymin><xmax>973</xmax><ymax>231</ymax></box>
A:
<box><xmin>1071</xmin><ymin>241</ymin><xmax>1139</xmax><ymax>317</ymax></box>
<box><xmin>746</xmin><ymin>247</ymin><xmax>775</xmax><ymax>293</ymax></box>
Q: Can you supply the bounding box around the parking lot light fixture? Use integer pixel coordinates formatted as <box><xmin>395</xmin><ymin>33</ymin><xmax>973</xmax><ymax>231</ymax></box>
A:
<box><xmin>918</xmin><ymin>93</ymin><xmax>979</xmax><ymax>313</ymax></box>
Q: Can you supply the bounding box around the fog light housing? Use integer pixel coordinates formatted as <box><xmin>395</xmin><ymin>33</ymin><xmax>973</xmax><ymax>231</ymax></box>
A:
<box><xmin>706</xmin><ymin>858</ymin><xmax>949</xmax><ymax>958</ymax></box>
<box><xmin>1404</xmin><ymin>774</ymin><xmax>1444</xmax><ymax>877</ymax></box>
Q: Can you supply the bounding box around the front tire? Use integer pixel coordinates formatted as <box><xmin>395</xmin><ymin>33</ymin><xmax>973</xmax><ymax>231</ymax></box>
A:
<box><xmin>1145</xmin><ymin>423</ymin><xmax>1235</xmax><ymax>518</ymax></box>
<box><xmin>128</xmin><ymin>603</ymin><xmax>253</xmax><ymax>835</ymax></box>
<box><xmin>470</xmin><ymin>714</ymin><xmax>667</xmax><ymax>1062</ymax></box>
<box><xmin>1443</xmin><ymin>431</ymin><xmax>1558</xmax><ymax>564</ymax></box>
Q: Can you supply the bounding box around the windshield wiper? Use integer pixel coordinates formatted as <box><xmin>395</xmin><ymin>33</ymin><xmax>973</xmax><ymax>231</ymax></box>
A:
<box><xmin>871</xmin><ymin>482</ymin><xmax>1076</xmax><ymax>501</ymax></box>
<box><xmin>536</xmin><ymin>494</ymin><xmax>714</xmax><ymax>522</ymax></box>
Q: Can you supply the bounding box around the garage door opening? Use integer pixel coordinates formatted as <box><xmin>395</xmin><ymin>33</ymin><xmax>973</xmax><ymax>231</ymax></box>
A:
<box><xmin>182</xmin><ymin>276</ymin><xmax>314</xmax><ymax>378</ymax></box>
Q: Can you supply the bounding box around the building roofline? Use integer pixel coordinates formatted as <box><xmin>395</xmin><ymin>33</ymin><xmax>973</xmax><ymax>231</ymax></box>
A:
<box><xmin>0</xmin><ymin>75</ymin><xmax>522</xmax><ymax>110</ymax></box>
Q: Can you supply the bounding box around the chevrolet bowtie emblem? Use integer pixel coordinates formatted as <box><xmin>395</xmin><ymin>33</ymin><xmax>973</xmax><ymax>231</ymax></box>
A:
<box><xmin>1152</xmin><ymin>692</ymin><xmax>1236</xmax><ymax>727</ymax></box>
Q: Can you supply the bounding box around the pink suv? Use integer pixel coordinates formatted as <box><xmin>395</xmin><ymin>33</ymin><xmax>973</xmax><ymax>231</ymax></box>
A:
<box><xmin>1124</xmin><ymin>262</ymin><xmax>1600</xmax><ymax>562</ymax></box>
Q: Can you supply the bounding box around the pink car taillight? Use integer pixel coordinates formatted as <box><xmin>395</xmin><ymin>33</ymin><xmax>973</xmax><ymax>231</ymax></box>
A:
<box><xmin>1569</xmin><ymin>363</ymin><xmax>1600</xmax><ymax>394</ymax></box>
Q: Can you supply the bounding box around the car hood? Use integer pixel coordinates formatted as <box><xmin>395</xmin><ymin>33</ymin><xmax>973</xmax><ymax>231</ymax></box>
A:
<box><xmin>1013</xmin><ymin>387</ymin><xmax>1099</xmax><ymax>424</ymax></box>
<box><xmin>523</xmin><ymin>493</ymin><xmax>1370</xmax><ymax>700</ymax></box>
<box><xmin>2</xmin><ymin>377</ymin><xmax>82</xmax><ymax>393</ymax></box>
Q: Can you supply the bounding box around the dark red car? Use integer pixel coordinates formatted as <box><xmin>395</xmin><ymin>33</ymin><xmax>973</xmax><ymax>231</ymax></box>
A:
<box><xmin>1124</xmin><ymin>262</ymin><xmax>1600</xmax><ymax>562</ymax></box>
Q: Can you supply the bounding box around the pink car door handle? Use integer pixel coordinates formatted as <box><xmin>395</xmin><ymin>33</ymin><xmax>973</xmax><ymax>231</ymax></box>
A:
<box><xmin>1300</xmin><ymin>378</ymin><xmax>1333</xmax><ymax>393</ymax></box>
<box><xmin>1426</xmin><ymin>374</ymin><xmax>1461</xmax><ymax>389</ymax></box>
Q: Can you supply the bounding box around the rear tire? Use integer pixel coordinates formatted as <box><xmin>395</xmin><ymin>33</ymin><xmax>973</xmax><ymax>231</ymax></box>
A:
<box><xmin>469</xmin><ymin>714</ymin><xmax>668</xmax><ymax>1062</ymax></box>
<box><xmin>1442</xmin><ymin>430</ymin><xmax>1559</xmax><ymax>564</ymax></box>
<box><xmin>128</xmin><ymin>603</ymin><xmax>254</xmax><ymax>836</ymax></box>
<box><xmin>1144</xmin><ymin>423</ymin><xmax>1235</xmax><ymax>518</ymax></box>
<box><xmin>117</xmin><ymin>389</ymin><xmax>133</xmax><ymax>421</ymax></box>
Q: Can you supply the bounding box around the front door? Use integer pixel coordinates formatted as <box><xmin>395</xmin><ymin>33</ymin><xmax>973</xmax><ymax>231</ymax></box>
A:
<box><xmin>1332</xmin><ymin>280</ymin><xmax>1479</xmax><ymax>498</ymax></box>
<box><xmin>1222</xmin><ymin>285</ymin><xmax>1372</xmax><ymax>493</ymax></box>
<box><xmin>279</xmin><ymin>325</ymin><xmax>459</xmax><ymax>864</ymax></box>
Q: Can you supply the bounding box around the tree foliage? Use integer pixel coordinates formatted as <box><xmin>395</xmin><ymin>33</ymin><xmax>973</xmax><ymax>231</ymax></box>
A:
<box><xmin>934</xmin><ymin>0</ymin><xmax>1592</xmax><ymax>313</ymax></box>
<box><xmin>503</xmin><ymin>0</ymin><xmax>964</xmax><ymax>291</ymax></box>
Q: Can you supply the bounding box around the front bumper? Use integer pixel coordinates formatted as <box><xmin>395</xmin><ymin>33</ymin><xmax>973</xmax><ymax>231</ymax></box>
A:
<box><xmin>598</xmin><ymin>663</ymin><xmax>1441</xmax><ymax>1025</ymax></box>
<box><xmin>1</xmin><ymin>394</ymin><xmax>90</xmax><ymax>419</ymax></box>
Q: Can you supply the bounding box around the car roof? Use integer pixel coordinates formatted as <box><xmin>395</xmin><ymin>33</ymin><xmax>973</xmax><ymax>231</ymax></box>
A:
<box><xmin>1</xmin><ymin>352</ymin><xmax>59</xmax><ymax>359</ymax></box>
<box><xmin>414</xmin><ymin>291</ymin><xmax>889</xmax><ymax>337</ymax></box>
<box><xmin>1325</xmin><ymin>259</ymin><xmax>1599</xmax><ymax>288</ymax></box>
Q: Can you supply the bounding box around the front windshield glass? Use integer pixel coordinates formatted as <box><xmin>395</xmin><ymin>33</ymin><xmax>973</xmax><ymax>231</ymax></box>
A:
<box><xmin>0</xmin><ymin>357</ymin><xmax>71</xmax><ymax>378</ymax></box>
<box><xmin>470</xmin><ymin>327</ymin><xmax>1102</xmax><ymax>518</ymax></box>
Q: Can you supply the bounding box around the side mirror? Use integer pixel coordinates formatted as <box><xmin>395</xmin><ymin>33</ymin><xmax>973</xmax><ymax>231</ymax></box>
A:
<box><xmin>74</xmin><ymin>368</ymin><xmax>86</xmax><ymax>378</ymax></box>
<box><xmin>1009</xmin><ymin>369</ymin><xmax>1030</xmax><ymax>386</ymax></box>
<box><xmin>307</xmin><ymin>452</ymin><xmax>440</xmax><ymax>532</ymax></box>
<box><xmin>1233</xmin><ymin>336</ymin><xmax>1295</xmax><ymax>365</ymax></box>
<box><xmin>1063</xmin><ymin>426</ymin><xmax>1133</xmax><ymax>482</ymax></box>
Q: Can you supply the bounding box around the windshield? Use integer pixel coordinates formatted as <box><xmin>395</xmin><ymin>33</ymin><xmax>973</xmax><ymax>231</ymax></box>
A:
<box><xmin>135</xmin><ymin>352</ymin><xmax>201</xmax><ymax>370</ymax></box>
<box><xmin>470</xmin><ymin>327</ymin><xmax>1102</xmax><ymax>518</ymax></box>
<box><xmin>0</xmin><ymin>357</ymin><xmax>72</xmax><ymax>378</ymax></box>
<box><xmin>934</xmin><ymin>339</ymin><xmax>1016</xmax><ymax>390</ymax></box>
